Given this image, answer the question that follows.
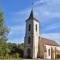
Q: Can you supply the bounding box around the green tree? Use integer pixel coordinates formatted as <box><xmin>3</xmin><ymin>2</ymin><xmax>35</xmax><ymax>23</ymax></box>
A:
<box><xmin>0</xmin><ymin>11</ymin><xmax>9</xmax><ymax>39</ymax></box>
<box><xmin>18</xmin><ymin>43</ymin><xmax>24</xmax><ymax>58</ymax></box>
<box><xmin>0</xmin><ymin>9</ymin><xmax>10</xmax><ymax>57</ymax></box>
<box><xmin>18</xmin><ymin>43</ymin><xmax>24</xmax><ymax>51</ymax></box>
<box><xmin>7</xmin><ymin>43</ymin><xmax>24</xmax><ymax>58</ymax></box>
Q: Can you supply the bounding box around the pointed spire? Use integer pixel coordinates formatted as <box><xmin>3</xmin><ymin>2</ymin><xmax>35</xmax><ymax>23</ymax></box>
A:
<box><xmin>27</xmin><ymin>9</ymin><xmax>39</xmax><ymax>22</ymax></box>
<box><xmin>29</xmin><ymin>2</ymin><xmax>34</xmax><ymax>19</ymax></box>
<box><xmin>29</xmin><ymin>9</ymin><xmax>34</xmax><ymax>19</ymax></box>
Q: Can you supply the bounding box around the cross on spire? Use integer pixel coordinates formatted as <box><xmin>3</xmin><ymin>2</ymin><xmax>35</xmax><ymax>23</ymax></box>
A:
<box><xmin>32</xmin><ymin>2</ymin><xmax>34</xmax><ymax>9</ymax></box>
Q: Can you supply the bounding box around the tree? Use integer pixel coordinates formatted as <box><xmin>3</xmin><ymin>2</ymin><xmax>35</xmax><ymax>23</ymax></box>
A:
<box><xmin>0</xmin><ymin>10</ymin><xmax>9</xmax><ymax>40</ymax></box>
<box><xmin>7</xmin><ymin>43</ymin><xmax>24</xmax><ymax>58</ymax></box>
<box><xmin>18</xmin><ymin>43</ymin><xmax>24</xmax><ymax>50</ymax></box>
<box><xmin>18</xmin><ymin>43</ymin><xmax>24</xmax><ymax>58</ymax></box>
<box><xmin>0</xmin><ymin>9</ymin><xmax>10</xmax><ymax>57</ymax></box>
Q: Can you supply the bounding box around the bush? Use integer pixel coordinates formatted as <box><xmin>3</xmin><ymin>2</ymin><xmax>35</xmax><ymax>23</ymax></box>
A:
<box><xmin>57</xmin><ymin>54</ymin><xmax>60</xmax><ymax>58</ymax></box>
<box><xmin>16</xmin><ymin>53</ymin><xmax>20</xmax><ymax>58</ymax></box>
<box><xmin>12</xmin><ymin>53</ymin><xmax>20</xmax><ymax>58</ymax></box>
<box><xmin>4</xmin><ymin>54</ymin><xmax>10</xmax><ymax>59</ymax></box>
<box><xmin>0</xmin><ymin>56</ymin><xmax>4</xmax><ymax>59</ymax></box>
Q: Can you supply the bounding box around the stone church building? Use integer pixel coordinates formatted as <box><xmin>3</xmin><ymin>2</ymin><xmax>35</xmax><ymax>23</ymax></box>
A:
<box><xmin>24</xmin><ymin>10</ymin><xmax>60</xmax><ymax>59</ymax></box>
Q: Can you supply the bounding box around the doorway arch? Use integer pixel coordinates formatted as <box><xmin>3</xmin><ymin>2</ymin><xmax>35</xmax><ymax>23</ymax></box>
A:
<box><xmin>27</xmin><ymin>48</ymin><xmax>31</xmax><ymax>58</ymax></box>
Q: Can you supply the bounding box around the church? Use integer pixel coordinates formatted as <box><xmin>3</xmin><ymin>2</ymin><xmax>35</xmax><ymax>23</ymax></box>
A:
<box><xmin>24</xmin><ymin>9</ymin><xmax>60</xmax><ymax>59</ymax></box>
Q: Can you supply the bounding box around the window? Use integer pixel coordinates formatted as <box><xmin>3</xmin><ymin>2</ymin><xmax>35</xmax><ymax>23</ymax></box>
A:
<box><xmin>48</xmin><ymin>49</ymin><xmax>50</xmax><ymax>56</ymax></box>
<box><xmin>28</xmin><ymin>36</ymin><xmax>31</xmax><ymax>44</ymax></box>
<box><xmin>36</xmin><ymin>24</ymin><xmax>37</xmax><ymax>31</ymax></box>
<box><xmin>27</xmin><ymin>48</ymin><xmax>31</xmax><ymax>54</ymax></box>
<box><xmin>28</xmin><ymin>24</ymin><xmax>31</xmax><ymax>31</ymax></box>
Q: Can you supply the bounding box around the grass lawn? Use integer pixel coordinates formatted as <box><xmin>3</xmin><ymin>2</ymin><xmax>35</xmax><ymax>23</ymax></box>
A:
<box><xmin>0</xmin><ymin>59</ymin><xmax>22</xmax><ymax>60</ymax></box>
<box><xmin>0</xmin><ymin>59</ymin><xmax>60</xmax><ymax>60</ymax></box>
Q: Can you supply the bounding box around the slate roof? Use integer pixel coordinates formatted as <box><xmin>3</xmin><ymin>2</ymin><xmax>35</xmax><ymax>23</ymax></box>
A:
<box><xmin>26</xmin><ymin>9</ymin><xmax>39</xmax><ymax>22</ymax></box>
<box><xmin>40</xmin><ymin>37</ymin><xmax>59</xmax><ymax>46</ymax></box>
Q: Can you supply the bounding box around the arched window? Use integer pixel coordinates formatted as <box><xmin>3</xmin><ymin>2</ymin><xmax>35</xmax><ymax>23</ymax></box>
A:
<box><xmin>27</xmin><ymin>48</ymin><xmax>31</xmax><ymax>54</ymax></box>
<box><xmin>27</xmin><ymin>48</ymin><xmax>31</xmax><ymax>58</ymax></box>
<box><xmin>48</xmin><ymin>49</ymin><xmax>50</xmax><ymax>56</ymax></box>
<box><xmin>28</xmin><ymin>36</ymin><xmax>31</xmax><ymax>44</ymax></box>
<box><xmin>36</xmin><ymin>24</ymin><xmax>37</xmax><ymax>31</ymax></box>
<box><xmin>28</xmin><ymin>24</ymin><xmax>31</xmax><ymax>31</ymax></box>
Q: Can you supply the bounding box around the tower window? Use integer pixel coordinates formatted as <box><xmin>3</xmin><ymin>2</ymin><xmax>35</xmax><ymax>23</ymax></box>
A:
<box><xmin>48</xmin><ymin>49</ymin><xmax>50</xmax><ymax>56</ymax></box>
<box><xmin>36</xmin><ymin>24</ymin><xmax>37</xmax><ymax>31</ymax></box>
<box><xmin>28</xmin><ymin>36</ymin><xmax>31</xmax><ymax>44</ymax></box>
<box><xmin>28</xmin><ymin>24</ymin><xmax>31</xmax><ymax>31</ymax></box>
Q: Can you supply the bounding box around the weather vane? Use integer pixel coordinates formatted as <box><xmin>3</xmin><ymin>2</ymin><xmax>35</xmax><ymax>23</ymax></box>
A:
<box><xmin>31</xmin><ymin>2</ymin><xmax>34</xmax><ymax>10</ymax></box>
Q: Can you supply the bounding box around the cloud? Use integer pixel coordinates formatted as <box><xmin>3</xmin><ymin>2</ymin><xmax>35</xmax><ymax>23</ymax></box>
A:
<box><xmin>6</xmin><ymin>0</ymin><xmax>60</xmax><ymax>44</ymax></box>
<box><xmin>34</xmin><ymin>0</ymin><xmax>60</xmax><ymax>18</ymax></box>
<box><xmin>32</xmin><ymin>0</ymin><xmax>60</xmax><ymax>27</ymax></box>
<box><xmin>8</xmin><ymin>25</ymin><xmax>25</xmax><ymax>43</ymax></box>
<box><xmin>9</xmin><ymin>25</ymin><xmax>25</xmax><ymax>35</ymax></box>
<box><xmin>7</xmin><ymin>37</ymin><xmax>24</xmax><ymax>44</ymax></box>
<box><xmin>14</xmin><ymin>9</ymin><xmax>30</xmax><ymax>15</ymax></box>
<box><xmin>45</xmin><ymin>0</ymin><xmax>60</xmax><ymax>5</ymax></box>
<box><xmin>33</xmin><ymin>0</ymin><xmax>47</xmax><ymax>7</ymax></box>
<box><xmin>7</xmin><ymin>8</ymin><xmax>31</xmax><ymax>26</ymax></box>
<box><xmin>42</xmin><ymin>23</ymin><xmax>60</xmax><ymax>32</ymax></box>
<box><xmin>9</xmin><ymin>0</ymin><xmax>60</xmax><ymax>25</ymax></box>
<box><xmin>7</xmin><ymin>25</ymin><xmax>25</xmax><ymax>43</ymax></box>
<box><xmin>39</xmin><ymin>11</ymin><xmax>60</xmax><ymax>18</ymax></box>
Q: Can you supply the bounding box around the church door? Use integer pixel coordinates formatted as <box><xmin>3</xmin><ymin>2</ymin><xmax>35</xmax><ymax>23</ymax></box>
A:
<box><xmin>27</xmin><ymin>48</ymin><xmax>31</xmax><ymax>58</ymax></box>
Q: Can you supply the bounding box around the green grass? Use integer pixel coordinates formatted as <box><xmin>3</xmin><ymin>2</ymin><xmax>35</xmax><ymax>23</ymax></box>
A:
<box><xmin>0</xmin><ymin>59</ymin><xmax>60</xmax><ymax>60</ymax></box>
<box><xmin>0</xmin><ymin>58</ymin><xmax>22</xmax><ymax>60</ymax></box>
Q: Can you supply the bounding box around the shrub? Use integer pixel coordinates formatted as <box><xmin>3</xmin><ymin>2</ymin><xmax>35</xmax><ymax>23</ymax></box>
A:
<box><xmin>4</xmin><ymin>54</ymin><xmax>10</xmax><ymax>59</ymax></box>
<box><xmin>12</xmin><ymin>53</ymin><xmax>20</xmax><ymax>58</ymax></box>
<box><xmin>57</xmin><ymin>54</ymin><xmax>60</xmax><ymax>58</ymax></box>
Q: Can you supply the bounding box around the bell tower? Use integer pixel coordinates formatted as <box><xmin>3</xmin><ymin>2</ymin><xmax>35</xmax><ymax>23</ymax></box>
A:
<box><xmin>24</xmin><ymin>9</ymin><xmax>40</xmax><ymax>58</ymax></box>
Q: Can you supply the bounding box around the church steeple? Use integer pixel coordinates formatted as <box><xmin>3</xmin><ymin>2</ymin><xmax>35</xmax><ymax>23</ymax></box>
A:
<box><xmin>26</xmin><ymin>9</ymin><xmax>39</xmax><ymax>22</ymax></box>
<box><xmin>29</xmin><ymin>9</ymin><xmax>34</xmax><ymax>19</ymax></box>
<box><xmin>24</xmin><ymin>8</ymin><xmax>40</xmax><ymax>59</ymax></box>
